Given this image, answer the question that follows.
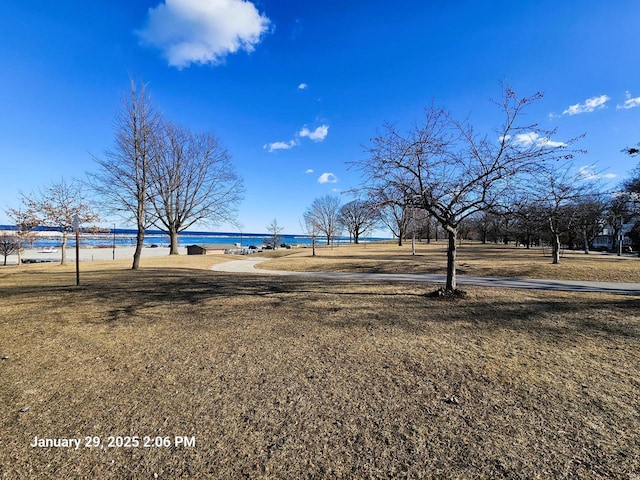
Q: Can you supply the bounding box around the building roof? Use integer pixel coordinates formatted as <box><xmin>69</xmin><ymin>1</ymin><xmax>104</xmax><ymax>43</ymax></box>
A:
<box><xmin>187</xmin><ymin>244</ymin><xmax>238</xmax><ymax>250</ymax></box>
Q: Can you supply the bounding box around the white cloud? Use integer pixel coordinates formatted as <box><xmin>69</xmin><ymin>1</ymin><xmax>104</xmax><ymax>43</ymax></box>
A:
<box><xmin>617</xmin><ymin>91</ymin><xmax>640</xmax><ymax>110</ymax></box>
<box><xmin>298</xmin><ymin>83</ymin><xmax>308</xmax><ymax>90</ymax></box>
<box><xmin>576</xmin><ymin>165</ymin><xmax>617</xmax><ymax>181</ymax></box>
<box><xmin>562</xmin><ymin>95</ymin><xmax>610</xmax><ymax>116</ymax></box>
<box><xmin>299</xmin><ymin>125</ymin><xmax>329</xmax><ymax>142</ymax></box>
<box><xmin>265</xmin><ymin>124</ymin><xmax>329</xmax><ymax>152</ymax></box>
<box><xmin>577</xmin><ymin>166</ymin><xmax>599</xmax><ymax>181</ymax></box>
<box><xmin>511</xmin><ymin>132</ymin><xmax>567</xmax><ymax>148</ymax></box>
<box><xmin>137</xmin><ymin>0</ymin><xmax>271</xmax><ymax>69</ymax></box>
<box><xmin>263</xmin><ymin>140</ymin><xmax>298</xmax><ymax>153</ymax></box>
<box><xmin>305</xmin><ymin>169</ymin><xmax>314</xmax><ymax>174</ymax></box>
<box><xmin>318</xmin><ymin>173</ymin><xmax>338</xmax><ymax>184</ymax></box>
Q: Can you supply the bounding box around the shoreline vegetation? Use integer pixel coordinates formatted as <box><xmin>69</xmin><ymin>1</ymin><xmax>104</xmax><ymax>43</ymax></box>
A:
<box><xmin>1</xmin><ymin>243</ymin><xmax>638</xmax><ymax>478</ymax></box>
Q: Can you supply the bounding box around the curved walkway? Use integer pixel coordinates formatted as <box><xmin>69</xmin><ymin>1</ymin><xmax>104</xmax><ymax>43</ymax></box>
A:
<box><xmin>211</xmin><ymin>258</ymin><xmax>640</xmax><ymax>295</ymax></box>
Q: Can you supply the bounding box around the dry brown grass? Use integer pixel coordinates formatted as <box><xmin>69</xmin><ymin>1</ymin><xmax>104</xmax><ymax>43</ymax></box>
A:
<box><xmin>258</xmin><ymin>241</ymin><xmax>640</xmax><ymax>283</ymax></box>
<box><xmin>0</xmin><ymin>253</ymin><xmax>639</xmax><ymax>479</ymax></box>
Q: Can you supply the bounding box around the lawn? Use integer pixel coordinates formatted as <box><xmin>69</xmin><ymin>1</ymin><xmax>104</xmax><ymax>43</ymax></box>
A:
<box><xmin>0</xmin><ymin>246</ymin><xmax>638</xmax><ymax>479</ymax></box>
<box><xmin>258</xmin><ymin>241</ymin><xmax>640</xmax><ymax>283</ymax></box>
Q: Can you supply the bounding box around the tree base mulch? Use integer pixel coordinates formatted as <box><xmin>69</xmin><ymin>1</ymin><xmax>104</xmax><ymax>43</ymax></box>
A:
<box><xmin>427</xmin><ymin>287</ymin><xmax>468</xmax><ymax>299</ymax></box>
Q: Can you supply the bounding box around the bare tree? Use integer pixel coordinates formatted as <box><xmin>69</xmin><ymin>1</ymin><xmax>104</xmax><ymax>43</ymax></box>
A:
<box><xmin>603</xmin><ymin>193</ymin><xmax>633</xmax><ymax>252</ymax></box>
<box><xmin>371</xmin><ymin>185</ymin><xmax>412</xmax><ymax>246</ymax></box>
<box><xmin>511</xmin><ymin>200</ymin><xmax>543</xmax><ymax>248</ymax></box>
<box><xmin>528</xmin><ymin>162</ymin><xmax>596</xmax><ymax>263</ymax></box>
<box><xmin>22</xmin><ymin>178</ymin><xmax>98</xmax><ymax>265</ymax></box>
<box><xmin>148</xmin><ymin>122</ymin><xmax>244</xmax><ymax>254</ymax></box>
<box><xmin>301</xmin><ymin>210</ymin><xmax>321</xmax><ymax>256</ymax></box>
<box><xmin>338</xmin><ymin>199</ymin><xmax>379</xmax><ymax>244</ymax></box>
<box><xmin>5</xmin><ymin>207</ymin><xmax>40</xmax><ymax>264</ymax></box>
<box><xmin>89</xmin><ymin>77</ymin><xmax>160</xmax><ymax>269</ymax></box>
<box><xmin>623</xmin><ymin>164</ymin><xmax>640</xmax><ymax>203</ymax></box>
<box><xmin>0</xmin><ymin>233</ymin><xmax>20</xmax><ymax>266</ymax></box>
<box><xmin>621</xmin><ymin>167</ymin><xmax>640</xmax><ymax>254</ymax></box>
<box><xmin>355</xmin><ymin>87</ymin><xmax>579</xmax><ymax>292</ymax></box>
<box><xmin>573</xmin><ymin>195</ymin><xmax>606</xmax><ymax>254</ymax></box>
<box><xmin>305</xmin><ymin>195</ymin><xmax>342</xmax><ymax>246</ymax></box>
<box><xmin>379</xmin><ymin>203</ymin><xmax>409</xmax><ymax>246</ymax></box>
<box><xmin>265</xmin><ymin>218</ymin><xmax>284</xmax><ymax>249</ymax></box>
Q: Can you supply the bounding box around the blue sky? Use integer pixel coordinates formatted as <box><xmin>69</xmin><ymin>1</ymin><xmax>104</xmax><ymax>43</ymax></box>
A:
<box><xmin>1</xmin><ymin>0</ymin><xmax>639</xmax><ymax>235</ymax></box>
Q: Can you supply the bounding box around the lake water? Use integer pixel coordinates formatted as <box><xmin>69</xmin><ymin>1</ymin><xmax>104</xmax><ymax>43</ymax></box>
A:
<box><xmin>5</xmin><ymin>228</ymin><xmax>389</xmax><ymax>249</ymax></box>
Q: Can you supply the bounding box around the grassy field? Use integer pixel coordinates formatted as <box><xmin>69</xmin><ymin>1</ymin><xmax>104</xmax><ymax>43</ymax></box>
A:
<box><xmin>258</xmin><ymin>241</ymin><xmax>640</xmax><ymax>283</ymax></box>
<box><xmin>1</xmin><ymin>245</ymin><xmax>639</xmax><ymax>479</ymax></box>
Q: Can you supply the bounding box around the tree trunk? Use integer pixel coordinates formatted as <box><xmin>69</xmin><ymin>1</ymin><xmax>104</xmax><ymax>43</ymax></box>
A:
<box><xmin>169</xmin><ymin>227</ymin><xmax>180</xmax><ymax>255</ymax></box>
<box><xmin>60</xmin><ymin>231</ymin><xmax>67</xmax><ymax>265</ymax></box>
<box><xmin>582</xmin><ymin>226</ymin><xmax>589</xmax><ymax>254</ymax></box>
<box><xmin>551</xmin><ymin>233</ymin><xmax>561</xmax><ymax>264</ymax></box>
<box><xmin>132</xmin><ymin>225</ymin><xmax>144</xmax><ymax>270</ymax></box>
<box><xmin>446</xmin><ymin>228</ymin><xmax>457</xmax><ymax>291</ymax></box>
<box><xmin>397</xmin><ymin>235</ymin><xmax>403</xmax><ymax>247</ymax></box>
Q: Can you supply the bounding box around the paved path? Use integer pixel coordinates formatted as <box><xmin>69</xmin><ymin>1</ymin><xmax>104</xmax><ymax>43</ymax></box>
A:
<box><xmin>212</xmin><ymin>258</ymin><xmax>640</xmax><ymax>295</ymax></box>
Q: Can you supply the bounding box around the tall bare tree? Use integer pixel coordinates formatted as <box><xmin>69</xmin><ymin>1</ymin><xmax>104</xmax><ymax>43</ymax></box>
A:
<box><xmin>305</xmin><ymin>195</ymin><xmax>342</xmax><ymax>246</ymax></box>
<box><xmin>89</xmin><ymin>78</ymin><xmax>160</xmax><ymax>269</ymax></box>
<box><xmin>528</xmin><ymin>162</ymin><xmax>598</xmax><ymax>263</ymax></box>
<box><xmin>338</xmin><ymin>199</ymin><xmax>379</xmax><ymax>244</ymax></box>
<box><xmin>355</xmin><ymin>87</ymin><xmax>579</xmax><ymax>291</ymax></box>
<box><xmin>22</xmin><ymin>178</ymin><xmax>98</xmax><ymax>265</ymax></box>
<box><xmin>148</xmin><ymin>122</ymin><xmax>244</xmax><ymax>254</ymax></box>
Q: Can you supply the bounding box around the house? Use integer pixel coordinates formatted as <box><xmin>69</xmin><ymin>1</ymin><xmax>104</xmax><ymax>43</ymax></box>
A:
<box><xmin>592</xmin><ymin>220</ymin><xmax>634</xmax><ymax>252</ymax></box>
<box><xmin>186</xmin><ymin>244</ymin><xmax>238</xmax><ymax>255</ymax></box>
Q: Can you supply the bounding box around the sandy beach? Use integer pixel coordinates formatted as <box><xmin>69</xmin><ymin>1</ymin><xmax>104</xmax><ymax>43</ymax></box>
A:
<box><xmin>3</xmin><ymin>245</ymin><xmax>188</xmax><ymax>265</ymax></box>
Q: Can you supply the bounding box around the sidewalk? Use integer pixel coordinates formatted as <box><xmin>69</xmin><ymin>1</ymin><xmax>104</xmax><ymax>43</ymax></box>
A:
<box><xmin>211</xmin><ymin>258</ymin><xmax>640</xmax><ymax>295</ymax></box>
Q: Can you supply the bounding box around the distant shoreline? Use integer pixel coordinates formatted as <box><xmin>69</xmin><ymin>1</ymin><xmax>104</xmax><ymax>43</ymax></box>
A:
<box><xmin>0</xmin><ymin>229</ymin><xmax>391</xmax><ymax>251</ymax></box>
<box><xmin>1</xmin><ymin>245</ymin><xmax>188</xmax><ymax>265</ymax></box>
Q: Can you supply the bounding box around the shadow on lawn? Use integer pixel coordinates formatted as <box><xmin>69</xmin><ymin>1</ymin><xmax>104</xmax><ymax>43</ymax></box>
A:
<box><xmin>4</xmin><ymin>267</ymin><xmax>638</xmax><ymax>341</ymax></box>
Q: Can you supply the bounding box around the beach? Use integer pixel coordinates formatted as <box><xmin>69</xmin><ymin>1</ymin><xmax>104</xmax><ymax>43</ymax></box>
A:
<box><xmin>3</xmin><ymin>245</ymin><xmax>188</xmax><ymax>265</ymax></box>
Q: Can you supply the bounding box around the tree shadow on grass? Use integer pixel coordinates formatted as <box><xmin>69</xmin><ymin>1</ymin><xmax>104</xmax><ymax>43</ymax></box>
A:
<box><xmin>3</xmin><ymin>267</ymin><xmax>638</xmax><ymax>341</ymax></box>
